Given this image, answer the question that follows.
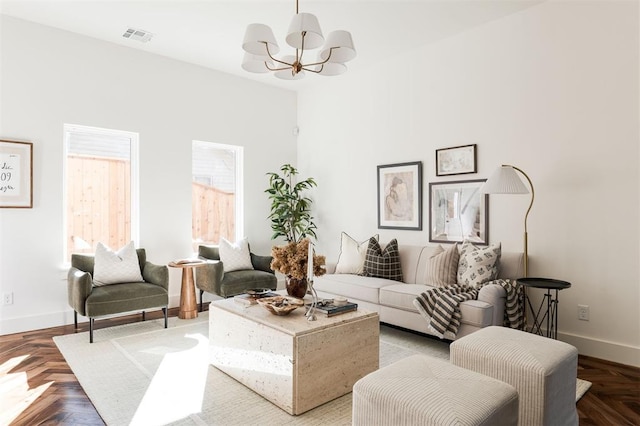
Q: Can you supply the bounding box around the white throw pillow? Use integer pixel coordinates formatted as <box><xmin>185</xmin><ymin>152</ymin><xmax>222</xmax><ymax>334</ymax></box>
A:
<box><xmin>93</xmin><ymin>241</ymin><xmax>144</xmax><ymax>286</ymax></box>
<box><xmin>423</xmin><ymin>244</ymin><xmax>459</xmax><ymax>287</ymax></box>
<box><xmin>457</xmin><ymin>241</ymin><xmax>501</xmax><ymax>288</ymax></box>
<box><xmin>335</xmin><ymin>232</ymin><xmax>379</xmax><ymax>275</ymax></box>
<box><xmin>219</xmin><ymin>237</ymin><xmax>254</xmax><ymax>272</ymax></box>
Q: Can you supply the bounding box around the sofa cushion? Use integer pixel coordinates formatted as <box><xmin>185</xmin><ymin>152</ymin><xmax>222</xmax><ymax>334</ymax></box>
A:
<box><xmin>219</xmin><ymin>237</ymin><xmax>254</xmax><ymax>272</ymax></box>
<box><xmin>93</xmin><ymin>241</ymin><xmax>144</xmax><ymax>286</ymax></box>
<box><xmin>363</xmin><ymin>238</ymin><xmax>403</xmax><ymax>282</ymax></box>
<box><xmin>335</xmin><ymin>232</ymin><xmax>378</xmax><ymax>275</ymax></box>
<box><xmin>457</xmin><ymin>241</ymin><xmax>501</xmax><ymax>288</ymax></box>
<box><xmin>313</xmin><ymin>274</ymin><xmax>390</xmax><ymax>304</ymax></box>
<box><xmin>379</xmin><ymin>283</ymin><xmax>493</xmax><ymax>327</ymax></box>
<box><xmin>423</xmin><ymin>244</ymin><xmax>459</xmax><ymax>287</ymax></box>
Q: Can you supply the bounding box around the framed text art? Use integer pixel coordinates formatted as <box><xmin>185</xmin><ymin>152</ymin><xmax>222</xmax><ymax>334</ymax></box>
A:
<box><xmin>377</xmin><ymin>161</ymin><xmax>422</xmax><ymax>230</ymax></box>
<box><xmin>0</xmin><ymin>140</ymin><xmax>33</xmax><ymax>208</ymax></box>
<box><xmin>435</xmin><ymin>144</ymin><xmax>477</xmax><ymax>176</ymax></box>
<box><xmin>429</xmin><ymin>179</ymin><xmax>488</xmax><ymax>244</ymax></box>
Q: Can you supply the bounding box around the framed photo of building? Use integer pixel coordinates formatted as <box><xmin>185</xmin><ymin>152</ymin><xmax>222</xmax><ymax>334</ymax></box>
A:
<box><xmin>377</xmin><ymin>161</ymin><xmax>422</xmax><ymax>230</ymax></box>
<box><xmin>0</xmin><ymin>140</ymin><xmax>33</xmax><ymax>208</ymax></box>
<box><xmin>435</xmin><ymin>144</ymin><xmax>477</xmax><ymax>176</ymax></box>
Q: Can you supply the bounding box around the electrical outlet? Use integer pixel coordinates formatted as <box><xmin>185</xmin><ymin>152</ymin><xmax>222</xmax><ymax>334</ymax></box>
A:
<box><xmin>2</xmin><ymin>292</ymin><xmax>13</xmax><ymax>305</ymax></box>
<box><xmin>578</xmin><ymin>304</ymin><xmax>589</xmax><ymax>321</ymax></box>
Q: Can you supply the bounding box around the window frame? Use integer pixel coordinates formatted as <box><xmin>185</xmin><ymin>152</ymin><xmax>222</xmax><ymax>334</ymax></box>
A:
<box><xmin>63</xmin><ymin>123</ymin><xmax>140</xmax><ymax>263</ymax></box>
<box><xmin>192</xmin><ymin>140</ymin><xmax>244</xmax><ymax>244</ymax></box>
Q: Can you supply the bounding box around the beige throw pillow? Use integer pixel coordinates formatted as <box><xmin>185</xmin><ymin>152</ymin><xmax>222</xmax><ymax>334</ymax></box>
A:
<box><xmin>335</xmin><ymin>232</ymin><xmax>379</xmax><ymax>275</ymax></box>
<box><xmin>457</xmin><ymin>241</ymin><xmax>501</xmax><ymax>288</ymax></box>
<box><xmin>93</xmin><ymin>241</ymin><xmax>143</xmax><ymax>286</ymax></box>
<box><xmin>219</xmin><ymin>237</ymin><xmax>254</xmax><ymax>272</ymax></box>
<box><xmin>423</xmin><ymin>244</ymin><xmax>459</xmax><ymax>287</ymax></box>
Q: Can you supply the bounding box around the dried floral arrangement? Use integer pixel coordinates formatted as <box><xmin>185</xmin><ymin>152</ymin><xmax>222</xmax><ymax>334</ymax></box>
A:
<box><xmin>270</xmin><ymin>238</ymin><xmax>326</xmax><ymax>280</ymax></box>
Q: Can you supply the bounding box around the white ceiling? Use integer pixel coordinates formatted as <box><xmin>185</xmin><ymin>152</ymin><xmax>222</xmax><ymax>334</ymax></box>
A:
<box><xmin>0</xmin><ymin>0</ymin><xmax>543</xmax><ymax>91</ymax></box>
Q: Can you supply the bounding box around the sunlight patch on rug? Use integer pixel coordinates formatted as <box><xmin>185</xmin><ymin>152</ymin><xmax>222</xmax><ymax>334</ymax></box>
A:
<box><xmin>130</xmin><ymin>333</ymin><xmax>209</xmax><ymax>425</ymax></box>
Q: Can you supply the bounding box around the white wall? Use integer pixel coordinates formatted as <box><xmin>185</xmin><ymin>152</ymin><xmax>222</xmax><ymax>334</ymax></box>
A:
<box><xmin>298</xmin><ymin>1</ymin><xmax>639</xmax><ymax>366</ymax></box>
<box><xmin>0</xmin><ymin>16</ymin><xmax>297</xmax><ymax>333</ymax></box>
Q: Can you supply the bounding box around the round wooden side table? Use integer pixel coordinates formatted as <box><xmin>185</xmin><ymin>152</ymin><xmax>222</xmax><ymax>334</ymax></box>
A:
<box><xmin>169</xmin><ymin>260</ymin><xmax>206</xmax><ymax>319</ymax></box>
<box><xmin>517</xmin><ymin>277</ymin><xmax>571</xmax><ymax>340</ymax></box>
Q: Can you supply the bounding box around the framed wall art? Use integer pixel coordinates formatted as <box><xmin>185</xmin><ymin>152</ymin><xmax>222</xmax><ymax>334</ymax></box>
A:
<box><xmin>0</xmin><ymin>140</ymin><xmax>33</xmax><ymax>208</ymax></box>
<box><xmin>435</xmin><ymin>144</ymin><xmax>477</xmax><ymax>176</ymax></box>
<box><xmin>377</xmin><ymin>161</ymin><xmax>422</xmax><ymax>230</ymax></box>
<box><xmin>429</xmin><ymin>179</ymin><xmax>488</xmax><ymax>244</ymax></box>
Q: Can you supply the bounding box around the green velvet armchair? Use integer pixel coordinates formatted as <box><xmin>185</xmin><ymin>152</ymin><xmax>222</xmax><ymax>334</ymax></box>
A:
<box><xmin>67</xmin><ymin>248</ymin><xmax>169</xmax><ymax>343</ymax></box>
<box><xmin>195</xmin><ymin>244</ymin><xmax>277</xmax><ymax>309</ymax></box>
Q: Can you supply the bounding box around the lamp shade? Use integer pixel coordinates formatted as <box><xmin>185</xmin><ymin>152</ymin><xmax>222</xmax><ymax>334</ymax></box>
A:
<box><xmin>481</xmin><ymin>165</ymin><xmax>529</xmax><ymax>194</ymax></box>
<box><xmin>320</xmin><ymin>30</ymin><xmax>356</xmax><ymax>63</ymax></box>
<box><xmin>242</xmin><ymin>23</ymin><xmax>279</xmax><ymax>56</ymax></box>
<box><xmin>241</xmin><ymin>53</ymin><xmax>273</xmax><ymax>73</ymax></box>
<box><xmin>316</xmin><ymin>60</ymin><xmax>347</xmax><ymax>76</ymax></box>
<box><xmin>286</xmin><ymin>13</ymin><xmax>324</xmax><ymax>49</ymax></box>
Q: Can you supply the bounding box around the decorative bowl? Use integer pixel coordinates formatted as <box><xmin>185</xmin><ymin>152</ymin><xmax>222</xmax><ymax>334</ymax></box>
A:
<box><xmin>333</xmin><ymin>296</ymin><xmax>348</xmax><ymax>306</ymax></box>
<box><xmin>257</xmin><ymin>295</ymin><xmax>305</xmax><ymax>316</ymax></box>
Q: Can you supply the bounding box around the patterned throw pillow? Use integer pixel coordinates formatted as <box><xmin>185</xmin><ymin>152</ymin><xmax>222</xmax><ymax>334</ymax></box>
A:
<box><xmin>93</xmin><ymin>241</ymin><xmax>144</xmax><ymax>286</ymax></box>
<box><xmin>219</xmin><ymin>237</ymin><xmax>254</xmax><ymax>272</ymax></box>
<box><xmin>335</xmin><ymin>232</ymin><xmax>379</xmax><ymax>275</ymax></box>
<box><xmin>457</xmin><ymin>241</ymin><xmax>501</xmax><ymax>288</ymax></box>
<box><xmin>363</xmin><ymin>238</ymin><xmax>403</xmax><ymax>282</ymax></box>
<box><xmin>423</xmin><ymin>243</ymin><xmax>459</xmax><ymax>287</ymax></box>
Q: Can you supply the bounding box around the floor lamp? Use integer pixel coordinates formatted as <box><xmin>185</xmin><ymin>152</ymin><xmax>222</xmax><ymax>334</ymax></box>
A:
<box><xmin>481</xmin><ymin>165</ymin><xmax>534</xmax><ymax>277</ymax></box>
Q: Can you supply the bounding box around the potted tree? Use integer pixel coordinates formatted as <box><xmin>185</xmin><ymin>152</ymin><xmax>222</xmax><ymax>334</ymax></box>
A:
<box><xmin>265</xmin><ymin>164</ymin><xmax>325</xmax><ymax>297</ymax></box>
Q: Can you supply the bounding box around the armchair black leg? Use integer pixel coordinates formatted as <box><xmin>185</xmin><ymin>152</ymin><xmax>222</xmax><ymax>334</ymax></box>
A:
<box><xmin>89</xmin><ymin>318</ymin><xmax>94</xmax><ymax>343</ymax></box>
<box><xmin>199</xmin><ymin>290</ymin><xmax>204</xmax><ymax>312</ymax></box>
<box><xmin>74</xmin><ymin>311</ymin><xmax>78</xmax><ymax>330</ymax></box>
<box><xmin>163</xmin><ymin>307</ymin><xmax>168</xmax><ymax>328</ymax></box>
<box><xmin>142</xmin><ymin>311</ymin><xmax>146</xmax><ymax>321</ymax></box>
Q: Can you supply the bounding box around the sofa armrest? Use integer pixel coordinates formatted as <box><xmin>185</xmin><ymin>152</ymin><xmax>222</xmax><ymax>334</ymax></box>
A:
<box><xmin>251</xmin><ymin>253</ymin><xmax>275</xmax><ymax>274</ymax></box>
<box><xmin>67</xmin><ymin>267</ymin><xmax>93</xmax><ymax>315</ymax></box>
<box><xmin>478</xmin><ymin>283</ymin><xmax>507</xmax><ymax>326</ymax></box>
<box><xmin>143</xmin><ymin>262</ymin><xmax>169</xmax><ymax>290</ymax></box>
<box><xmin>195</xmin><ymin>260</ymin><xmax>225</xmax><ymax>295</ymax></box>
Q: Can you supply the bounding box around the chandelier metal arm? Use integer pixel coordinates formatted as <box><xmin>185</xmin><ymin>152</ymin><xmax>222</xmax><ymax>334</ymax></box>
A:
<box><xmin>263</xmin><ymin>42</ymin><xmax>294</xmax><ymax>67</ymax></box>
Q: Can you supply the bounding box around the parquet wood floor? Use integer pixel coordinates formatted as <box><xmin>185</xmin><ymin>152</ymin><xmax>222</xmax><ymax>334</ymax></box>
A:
<box><xmin>1</xmin><ymin>305</ymin><xmax>639</xmax><ymax>425</ymax></box>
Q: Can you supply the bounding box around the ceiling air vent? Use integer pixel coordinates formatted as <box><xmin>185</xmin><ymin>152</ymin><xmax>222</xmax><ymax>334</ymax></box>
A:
<box><xmin>122</xmin><ymin>28</ymin><xmax>153</xmax><ymax>43</ymax></box>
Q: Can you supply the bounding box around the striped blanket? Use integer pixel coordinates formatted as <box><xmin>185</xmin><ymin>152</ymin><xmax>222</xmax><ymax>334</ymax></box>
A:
<box><xmin>413</xmin><ymin>279</ymin><xmax>524</xmax><ymax>338</ymax></box>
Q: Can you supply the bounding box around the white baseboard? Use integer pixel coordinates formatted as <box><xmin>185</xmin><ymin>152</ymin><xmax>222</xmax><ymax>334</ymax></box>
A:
<box><xmin>558</xmin><ymin>330</ymin><xmax>640</xmax><ymax>368</ymax></box>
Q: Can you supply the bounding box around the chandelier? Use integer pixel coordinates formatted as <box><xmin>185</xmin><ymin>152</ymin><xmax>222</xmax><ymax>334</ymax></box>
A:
<box><xmin>241</xmin><ymin>0</ymin><xmax>356</xmax><ymax>80</ymax></box>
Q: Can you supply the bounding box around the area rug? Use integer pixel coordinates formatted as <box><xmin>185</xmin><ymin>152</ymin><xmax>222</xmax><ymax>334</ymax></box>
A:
<box><xmin>54</xmin><ymin>314</ymin><xmax>590</xmax><ymax>425</ymax></box>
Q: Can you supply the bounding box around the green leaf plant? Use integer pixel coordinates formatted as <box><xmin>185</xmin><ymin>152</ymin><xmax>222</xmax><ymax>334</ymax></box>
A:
<box><xmin>265</xmin><ymin>164</ymin><xmax>318</xmax><ymax>243</ymax></box>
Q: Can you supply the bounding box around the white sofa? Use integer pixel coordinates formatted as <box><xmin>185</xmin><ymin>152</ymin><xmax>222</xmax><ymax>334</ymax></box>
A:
<box><xmin>313</xmin><ymin>244</ymin><xmax>524</xmax><ymax>340</ymax></box>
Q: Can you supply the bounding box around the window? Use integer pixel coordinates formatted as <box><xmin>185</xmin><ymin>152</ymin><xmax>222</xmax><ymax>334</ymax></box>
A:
<box><xmin>64</xmin><ymin>124</ymin><xmax>139</xmax><ymax>261</ymax></box>
<box><xmin>192</xmin><ymin>141</ymin><xmax>243</xmax><ymax>249</ymax></box>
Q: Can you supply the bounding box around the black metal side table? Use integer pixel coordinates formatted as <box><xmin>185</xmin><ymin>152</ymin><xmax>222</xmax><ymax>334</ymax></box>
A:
<box><xmin>517</xmin><ymin>277</ymin><xmax>571</xmax><ymax>340</ymax></box>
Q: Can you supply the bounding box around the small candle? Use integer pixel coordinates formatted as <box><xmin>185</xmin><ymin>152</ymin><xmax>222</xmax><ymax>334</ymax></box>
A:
<box><xmin>307</xmin><ymin>240</ymin><xmax>314</xmax><ymax>281</ymax></box>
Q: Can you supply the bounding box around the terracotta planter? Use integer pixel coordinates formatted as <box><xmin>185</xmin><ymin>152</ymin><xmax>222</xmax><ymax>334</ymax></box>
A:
<box><xmin>285</xmin><ymin>276</ymin><xmax>307</xmax><ymax>299</ymax></box>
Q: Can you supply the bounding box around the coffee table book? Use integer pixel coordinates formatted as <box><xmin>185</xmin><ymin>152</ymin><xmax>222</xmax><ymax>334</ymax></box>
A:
<box><xmin>234</xmin><ymin>292</ymin><xmax>278</xmax><ymax>306</ymax></box>
<box><xmin>310</xmin><ymin>301</ymin><xmax>358</xmax><ymax>317</ymax></box>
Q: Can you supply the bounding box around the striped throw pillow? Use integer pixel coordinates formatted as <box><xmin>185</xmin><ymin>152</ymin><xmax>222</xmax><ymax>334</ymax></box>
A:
<box><xmin>363</xmin><ymin>238</ymin><xmax>403</xmax><ymax>282</ymax></box>
<box><xmin>423</xmin><ymin>244</ymin><xmax>459</xmax><ymax>287</ymax></box>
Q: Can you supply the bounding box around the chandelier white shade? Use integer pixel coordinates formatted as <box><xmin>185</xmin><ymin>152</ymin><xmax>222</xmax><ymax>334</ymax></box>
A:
<box><xmin>241</xmin><ymin>0</ymin><xmax>356</xmax><ymax>79</ymax></box>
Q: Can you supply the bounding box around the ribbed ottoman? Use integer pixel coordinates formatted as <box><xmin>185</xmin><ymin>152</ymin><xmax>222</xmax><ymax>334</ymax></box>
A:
<box><xmin>352</xmin><ymin>354</ymin><xmax>518</xmax><ymax>426</ymax></box>
<box><xmin>450</xmin><ymin>326</ymin><xmax>578</xmax><ymax>426</ymax></box>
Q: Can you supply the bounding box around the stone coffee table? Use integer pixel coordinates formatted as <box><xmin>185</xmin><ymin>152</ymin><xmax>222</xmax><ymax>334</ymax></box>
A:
<box><xmin>209</xmin><ymin>297</ymin><xmax>380</xmax><ymax>415</ymax></box>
